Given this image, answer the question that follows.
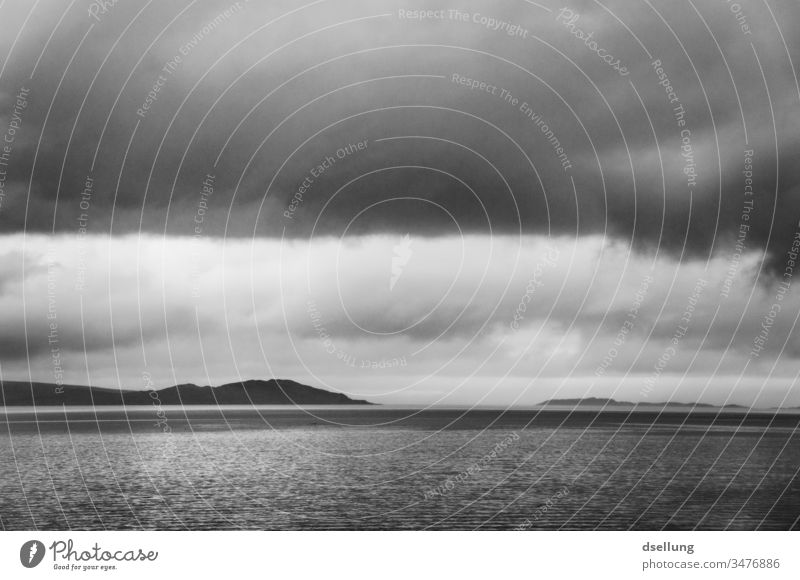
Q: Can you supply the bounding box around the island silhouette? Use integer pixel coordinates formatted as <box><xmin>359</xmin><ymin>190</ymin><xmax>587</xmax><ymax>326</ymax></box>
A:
<box><xmin>537</xmin><ymin>397</ymin><xmax>747</xmax><ymax>409</ymax></box>
<box><xmin>0</xmin><ymin>379</ymin><xmax>372</xmax><ymax>406</ymax></box>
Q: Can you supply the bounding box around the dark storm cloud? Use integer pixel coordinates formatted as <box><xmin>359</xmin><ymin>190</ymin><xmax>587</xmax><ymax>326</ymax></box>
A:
<box><xmin>0</xmin><ymin>0</ymin><xmax>798</xmax><ymax>268</ymax></box>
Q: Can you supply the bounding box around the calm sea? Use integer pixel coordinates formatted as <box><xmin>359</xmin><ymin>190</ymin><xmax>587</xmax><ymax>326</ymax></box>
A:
<box><xmin>1</xmin><ymin>406</ymin><xmax>798</xmax><ymax>530</ymax></box>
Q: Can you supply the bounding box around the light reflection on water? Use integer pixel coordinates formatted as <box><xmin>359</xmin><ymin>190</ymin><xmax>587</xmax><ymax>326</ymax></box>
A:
<box><xmin>0</xmin><ymin>408</ymin><xmax>798</xmax><ymax>530</ymax></box>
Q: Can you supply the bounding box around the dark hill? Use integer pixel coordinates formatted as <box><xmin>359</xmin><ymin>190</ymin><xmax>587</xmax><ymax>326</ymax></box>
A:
<box><xmin>539</xmin><ymin>397</ymin><xmax>620</xmax><ymax>406</ymax></box>
<box><xmin>0</xmin><ymin>379</ymin><xmax>372</xmax><ymax>406</ymax></box>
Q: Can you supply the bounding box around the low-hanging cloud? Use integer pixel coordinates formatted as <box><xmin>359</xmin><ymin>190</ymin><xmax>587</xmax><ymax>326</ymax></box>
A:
<box><xmin>1</xmin><ymin>233</ymin><xmax>798</xmax><ymax>406</ymax></box>
<box><xmin>0</xmin><ymin>0</ymin><xmax>798</xmax><ymax>271</ymax></box>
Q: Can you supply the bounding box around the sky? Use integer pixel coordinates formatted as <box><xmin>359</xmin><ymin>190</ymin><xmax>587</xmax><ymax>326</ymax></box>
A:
<box><xmin>1</xmin><ymin>0</ymin><xmax>799</xmax><ymax>406</ymax></box>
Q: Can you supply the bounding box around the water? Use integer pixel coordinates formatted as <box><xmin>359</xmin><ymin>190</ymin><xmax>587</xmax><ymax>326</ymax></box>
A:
<box><xmin>1</xmin><ymin>406</ymin><xmax>798</xmax><ymax>530</ymax></box>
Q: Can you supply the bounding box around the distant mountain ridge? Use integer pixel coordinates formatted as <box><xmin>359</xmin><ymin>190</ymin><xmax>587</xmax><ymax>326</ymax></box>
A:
<box><xmin>538</xmin><ymin>397</ymin><xmax>746</xmax><ymax>408</ymax></box>
<box><xmin>0</xmin><ymin>379</ymin><xmax>372</xmax><ymax>406</ymax></box>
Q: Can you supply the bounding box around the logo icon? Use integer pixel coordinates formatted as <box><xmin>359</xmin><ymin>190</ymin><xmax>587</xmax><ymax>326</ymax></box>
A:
<box><xmin>390</xmin><ymin>234</ymin><xmax>413</xmax><ymax>290</ymax></box>
<box><xmin>20</xmin><ymin>540</ymin><xmax>45</xmax><ymax>568</ymax></box>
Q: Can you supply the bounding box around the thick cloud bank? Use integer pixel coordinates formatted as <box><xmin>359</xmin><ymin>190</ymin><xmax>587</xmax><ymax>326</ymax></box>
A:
<box><xmin>1</xmin><ymin>234</ymin><xmax>798</xmax><ymax>406</ymax></box>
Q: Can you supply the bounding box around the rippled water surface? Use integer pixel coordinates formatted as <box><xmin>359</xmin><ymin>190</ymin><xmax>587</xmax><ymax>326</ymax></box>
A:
<box><xmin>1</xmin><ymin>407</ymin><xmax>798</xmax><ymax>530</ymax></box>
